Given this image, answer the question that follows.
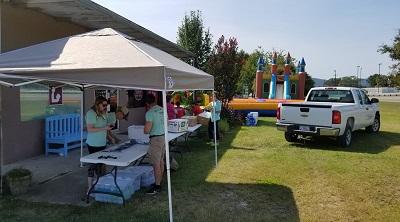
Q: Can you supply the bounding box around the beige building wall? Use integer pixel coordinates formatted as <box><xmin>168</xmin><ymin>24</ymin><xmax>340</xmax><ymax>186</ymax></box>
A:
<box><xmin>1</xmin><ymin>3</ymin><xmax>87</xmax><ymax>52</ymax></box>
<box><xmin>0</xmin><ymin>3</ymin><xmax>88</xmax><ymax>164</ymax></box>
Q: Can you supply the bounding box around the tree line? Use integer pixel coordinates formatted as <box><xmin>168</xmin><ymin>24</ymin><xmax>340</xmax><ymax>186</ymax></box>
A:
<box><xmin>176</xmin><ymin>11</ymin><xmax>400</xmax><ymax>99</ymax></box>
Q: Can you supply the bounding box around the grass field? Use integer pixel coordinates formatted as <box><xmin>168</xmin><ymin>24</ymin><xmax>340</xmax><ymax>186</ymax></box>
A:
<box><xmin>1</xmin><ymin>102</ymin><xmax>400</xmax><ymax>221</ymax></box>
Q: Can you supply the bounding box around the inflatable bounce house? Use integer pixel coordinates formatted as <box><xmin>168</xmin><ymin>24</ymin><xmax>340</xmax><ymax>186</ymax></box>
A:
<box><xmin>229</xmin><ymin>52</ymin><xmax>307</xmax><ymax>116</ymax></box>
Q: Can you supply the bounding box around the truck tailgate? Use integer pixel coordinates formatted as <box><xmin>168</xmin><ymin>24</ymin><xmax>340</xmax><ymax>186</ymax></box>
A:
<box><xmin>280</xmin><ymin>103</ymin><xmax>332</xmax><ymax>127</ymax></box>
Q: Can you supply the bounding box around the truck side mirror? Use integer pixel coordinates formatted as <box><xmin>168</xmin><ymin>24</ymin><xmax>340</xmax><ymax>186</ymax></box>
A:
<box><xmin>370</xmin><ymin>98</ymin><xmax>379</xmax><ymax>103</ymax></box>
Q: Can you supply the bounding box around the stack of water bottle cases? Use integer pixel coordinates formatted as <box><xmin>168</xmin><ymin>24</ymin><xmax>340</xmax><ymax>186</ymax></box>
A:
<box><xmin>92</xmin><ymin>165</ymin><xmax>155</xmax><ymax>204</ymax></box>
<box><xmin>246</xmin><ymin>112</ymin><xmax>259</xmax><ymax>126</ymax></box>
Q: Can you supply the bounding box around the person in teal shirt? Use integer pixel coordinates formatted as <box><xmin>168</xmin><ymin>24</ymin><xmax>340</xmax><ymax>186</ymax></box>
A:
<box><xmin>85</xmin><ymin>96</ymin><xmax>112</xmax><ymax>195</ymax></box>
<box><xmin>205</xmin><ymin>93</ymin><xmax>222</xmax><ymax>142</ymax></box>
<box><xmin>144</xmin><ymin>93</ymin><xmax>165</xmax><ymax>195</ymax></box>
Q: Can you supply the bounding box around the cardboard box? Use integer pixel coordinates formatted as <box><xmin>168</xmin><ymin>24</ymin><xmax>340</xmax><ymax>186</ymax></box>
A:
<box><xmin>197</xmin><ymin>115</ymin><xmax>210</xmax><ymax>126</ymax></box>
<box><xmin>181</xmin><ymin>116</ymin><xmax>198</xmax><ymax>127</ymax></box>
<box><xmin>168</xmin><ymin>119</ymin><xmax>189</xmax><ymax>133</ymax></box>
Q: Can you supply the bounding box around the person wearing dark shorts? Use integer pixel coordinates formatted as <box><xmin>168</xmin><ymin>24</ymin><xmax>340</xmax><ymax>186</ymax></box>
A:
<box><xmin>85</xmin><ymin>96</ymin><xmax>112</xmax><ymax>195</ymax></box>
<box><xmin>87</xmin><ymin>145</ymin><xmax>106</xmax><ymax>179</ymax></box>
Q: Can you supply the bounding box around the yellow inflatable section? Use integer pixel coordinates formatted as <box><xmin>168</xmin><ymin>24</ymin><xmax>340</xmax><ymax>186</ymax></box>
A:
<box><xmin>229</xmin><ymin>98</ymin><xmax>304</xmax><ymax>110</ymax></box>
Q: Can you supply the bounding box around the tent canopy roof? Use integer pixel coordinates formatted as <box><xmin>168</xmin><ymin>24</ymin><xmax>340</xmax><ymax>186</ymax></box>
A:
<box><xmin>0</xmin><ymin>28</ymin><xmax>214</xmax><ymax>91</ymax></box>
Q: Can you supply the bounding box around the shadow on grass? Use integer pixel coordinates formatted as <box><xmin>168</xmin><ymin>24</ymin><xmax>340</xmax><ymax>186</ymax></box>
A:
<box><xmin>230</xmin><ymin>146</ymin><xmax>257</xmax><ymax>151</ymax></box>
<box><xmin>173</xmin><ymin>182</ymin><xmax>299</xmax><ymax>222</ymax></box>
<box><xmin>288</xmin><ymin>130</ymin><xmax>400</xmax><ymax>154</ymax></box>
<box><xmin>170</xmin><ymin>125</ymin><xmax>299</xmax><ymax>222</ymax></box>
<box><xmin>0</xmin><ymin>124</ymin><xmax>299</xmax><ymax>222</ymax></box>
<box><xmin>254</xmin><ymin>119</ymin><xmax>277</xmax><ymax>127</ymax></box>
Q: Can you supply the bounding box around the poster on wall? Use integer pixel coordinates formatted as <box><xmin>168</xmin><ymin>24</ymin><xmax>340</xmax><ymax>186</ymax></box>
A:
<box><xmin>127</xmin><ymin>90</ymin><xmax>162</xmax><ymax>108</ymax></box>
<box><xmin>49</xmin><ymin>86</ymin><xmax>63</xmax><ymax>105</ymax></box>
<box><xmin>94</xmin><ymin>89</ymin><xmax>118</xmax><ymax>112</ymax></box>
<box><xmin>94</xmin><ymin>89</ymin><xmax>107</xmax><ymax>99</ymax></box>
<box><xmin>127</xmin><ymin>90</ymin><xmax>146</xmax><ymax>108</ymax></box>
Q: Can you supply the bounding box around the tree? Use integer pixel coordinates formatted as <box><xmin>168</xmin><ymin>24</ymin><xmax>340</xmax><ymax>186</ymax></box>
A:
<box><xmin>388</xmin><ymin>72</ymin><xmax>400</xmax><ymax>88</ymax></box>
<box><xmin>177</xmin><ymin>10</ymin><xmax>212</xmax><ymax>71</ymax></box>
<box><xmin>378</xmin><ymin>29</ymin><xmax>400</xmax><ymax>75</ymax></box>
<box><xmin>206</xmin><ymin>35</ymin><xmax>247</xmax><ymax>107</ymax></box>
<box><xmin>339</xmin><ymin>76</ymin><xmax>358</xmax><ymax>87</ymax></box>
<box><xmin>237</xmin><ymin>47</ymin><xmax>264</xmax><ymax>96</ymax></box>
<box><xmin>304</xmin><ymin>73</ymin><xmax>315</xmax><ymax>95</ymax></box>
<box><xmin>324</xmin><ymin>78</ymin><xmax>339</xmax><ymax>86</ymax></box>
<box><xmin>367</xmin><ymin>74</ymin><xmax>389</xmax><ymax>87</ymax></box>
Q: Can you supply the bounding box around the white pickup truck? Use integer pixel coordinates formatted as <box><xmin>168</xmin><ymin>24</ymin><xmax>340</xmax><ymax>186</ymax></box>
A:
<box><xmin>276</xmin><ymin>87</ymin><xmax>380</xmax><ymax>147</ymax></box>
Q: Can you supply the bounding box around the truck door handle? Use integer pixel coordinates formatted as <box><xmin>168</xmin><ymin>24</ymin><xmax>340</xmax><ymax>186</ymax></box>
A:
<box><xmin>300</xmin><ymin>108</ymin><xmax>309</xmax><ymax>112</ymax></box>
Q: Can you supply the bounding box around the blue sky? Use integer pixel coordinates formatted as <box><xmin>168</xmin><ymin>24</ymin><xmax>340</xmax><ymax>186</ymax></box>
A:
<box><xmin>93</xmin><ymin>0</ymin><xmax>399</xmax><ymax>80</ymax></box>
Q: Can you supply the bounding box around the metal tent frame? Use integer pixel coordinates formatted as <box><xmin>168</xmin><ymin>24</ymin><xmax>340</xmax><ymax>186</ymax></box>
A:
<box><xmin>0</xmin><ymin>73</ymin><xmax>218</xmax><ymax>222</ymax></box>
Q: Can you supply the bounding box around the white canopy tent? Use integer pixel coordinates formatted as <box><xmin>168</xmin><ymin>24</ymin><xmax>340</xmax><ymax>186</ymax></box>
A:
<box><xmin>0</xmin><ymin>28</ymin><xmax>218</xmax><ymax>222</ymax></box>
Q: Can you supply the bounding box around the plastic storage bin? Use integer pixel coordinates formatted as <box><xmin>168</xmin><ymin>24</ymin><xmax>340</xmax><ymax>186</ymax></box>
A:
<box><xmin>128</xmin><ymin>125</ymin><xmax>150</xmax><ymax>143</ymax></box>
<box><xmin>246</xmin><ymin>112</ymin><xmax>259</xmax><ymax>126</ymax></box>
<box><xmin>124</xmin><ymin>166</ymin><xmax>155</xmax><ymax>188</ymax></box>
<box><xmin>93</xmin><ymin>175</ymin><xmax>136</xmax><ymax>204</ymax></box>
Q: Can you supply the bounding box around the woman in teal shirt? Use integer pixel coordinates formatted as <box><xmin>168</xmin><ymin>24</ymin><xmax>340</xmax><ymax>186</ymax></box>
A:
<box><xmin>85</xmin><ymin>96</ymin><xmax>112</xmax><ymax>195</ymax></box>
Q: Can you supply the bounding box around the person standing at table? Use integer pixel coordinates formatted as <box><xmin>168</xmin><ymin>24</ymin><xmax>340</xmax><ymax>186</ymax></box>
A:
<box><xmin>144</xmin><ymin>93</ymin><xmax>165</xmax><ymax>195</ymax></box>
<box><xmin>85</xmin><ymin>96</ymin><xmax>112</xmax><ymax>195</ymax></box>
<box><xmin>192</xmin><ymin>100</ymin><xmax>203</xmax><ymax>116</ymax></box>
<box><xmin>166</xmin><ymin>95</ymin><xmax>176</xmax><ymax>120</ymax></box>
<box><xmin>175</xmin><ymin>101</ymin><xmax>185</xmax><ymax>118</ymax></box>
<box><xmin>106</xmin><ymin>106</ymin><xmax>130</xmax><ymax>144</ymax></box>
<box><xmin>205</xmin><ymin>93</ymin><xmax>222</xmax><ymax>144</ymax></box>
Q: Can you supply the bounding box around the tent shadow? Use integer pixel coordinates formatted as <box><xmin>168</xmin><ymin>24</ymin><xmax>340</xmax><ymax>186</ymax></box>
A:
<box><xmin>172</xmin><ymin>182</ymin><xmax>299</xmax><ymax>222</ymax></box>
<box><xmin>230</xmin><ymin>145</ymin><xmax>257</xmax><ymax>151</ymax></box>
<box><xmin>288</xmin><ymin>130</ymin><xmax>400</xmax><ymax>154</ymax></box>
<box><xmin>254</xmin><ymin>119</ymin><xmax>276</xmax><ymax>127</ymax></box>
<box><xmin>0</xmin><ymin>124</ymin><xmax>299</xmax><ymax>222</ymax></box>
<box><xmin>170</xmin><ymin>125</ymin><xmax>299</xmax><ymax>221</ymax></box>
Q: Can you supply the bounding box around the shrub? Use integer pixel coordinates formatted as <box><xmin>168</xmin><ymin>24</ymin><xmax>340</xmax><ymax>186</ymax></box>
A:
<box><xmin>6</xmin><ymin>168</ymin><xmax>31</xmax><ymax>179</ymax></box>
<box><xmin>219</xmin><ymin>119</ymin><xmax>230</xmax><ymax>135</ymax></box>
<box><xmin>222</xmin><ymin>106</ymin><xmax>245</xmax><ymax>126</ymax></box>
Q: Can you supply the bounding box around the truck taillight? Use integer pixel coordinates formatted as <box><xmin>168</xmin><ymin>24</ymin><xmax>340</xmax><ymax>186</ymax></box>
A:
<box><xmin>332</xmin><ymin>110</ymin><xmax>341</xmax><ymax>124</ymax></box>
<box><xmin>277</xmin><ymin>107</ymin><xmax>281</xmax><ymax>120</ymax></box>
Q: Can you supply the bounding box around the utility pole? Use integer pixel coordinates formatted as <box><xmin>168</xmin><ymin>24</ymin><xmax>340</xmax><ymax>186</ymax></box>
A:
<box><xmin>356</xmin><ymin>66</ymin><xmax>360</xmax><ymax>87</ymax></box>
<box><xmin>359</xmin><ymin>66</ymin><xmax>362</xmax><ymax>88</ymax></box>
<box><xmin>378</xmin><ymin>63</ymin><xmax>382</xmax><ymax>94</ymax></box>
<box><xmin>334</xmin><ymin>70</ymin><xmax>337</xmax><ymax>86</ymax></box>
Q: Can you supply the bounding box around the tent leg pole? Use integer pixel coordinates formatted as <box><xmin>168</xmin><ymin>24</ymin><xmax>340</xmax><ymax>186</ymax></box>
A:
<box><xmin>162</xmin><ymin>90</ymin><xmax>173</xmax><ymax>222</ymax></box>
<box><xmin>212</xmin><ymin>90</ymin><xmax>218</xmax><ymax>167</ymax></box>
<box><xmin>80</xmin><ymin>87</ymin><xmax>84</xmax><ymax>168</ymax></box>
<box><xmin>0</xmin><ymin>88</ymin><xmax>3</xmax><ymax>195</ymax></box>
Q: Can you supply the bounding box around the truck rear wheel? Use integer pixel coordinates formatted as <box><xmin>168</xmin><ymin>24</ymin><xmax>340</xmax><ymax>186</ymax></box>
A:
<box><xmin>338</xmin><ymin>126</ymin><xmax>352</xmax><ymax>147</ymax></box>
<box><xmin>285</xmin><ymin>132</ymin><xmax>298</xmax><ymax>142</ymax></box>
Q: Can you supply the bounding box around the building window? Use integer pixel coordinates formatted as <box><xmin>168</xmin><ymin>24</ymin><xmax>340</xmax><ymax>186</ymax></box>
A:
<box><xmin>291</xmin><ymin>83</ymin><xmax>296</xmax><ymax>94</ymax></box>
<box><xmin>263</xmin><ymin>82</ymin><xmax>269</xmax><ymax>93</ymax></box>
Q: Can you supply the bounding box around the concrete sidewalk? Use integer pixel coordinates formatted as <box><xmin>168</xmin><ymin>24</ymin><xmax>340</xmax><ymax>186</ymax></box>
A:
<box><xmin>2</xmin><ymin>149</ymin><xmax>92</xmax><ymax>206</ymax></box>
<box><xmin>3</xmin><ymin>149</ymin><xmax>87</xmax><ymax>185</ymax></box>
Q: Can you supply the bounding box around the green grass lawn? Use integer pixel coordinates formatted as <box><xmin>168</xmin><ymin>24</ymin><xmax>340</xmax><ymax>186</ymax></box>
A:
<box><xmin>1</xmin><ymin>102</ymin><xmax>400</xmax><ymax>222</ymax></box>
